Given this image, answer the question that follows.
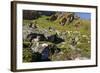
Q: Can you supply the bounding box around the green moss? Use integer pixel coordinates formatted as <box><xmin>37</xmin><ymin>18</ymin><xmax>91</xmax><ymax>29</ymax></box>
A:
<box><xmin>23</xmin><ymin>48</ymin><xmax>33</xmax><ymax>62</ymax></box>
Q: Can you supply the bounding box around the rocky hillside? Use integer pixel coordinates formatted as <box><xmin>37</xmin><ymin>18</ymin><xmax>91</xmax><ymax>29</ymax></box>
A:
<box><xmin>23</xmin><ymin>10</ymin><xmax>80</xmax><ymax>25</ymax></box>
<box><xmin>23</xmin><ymin>10</ymin><xmax>91</xmax><ymax>62</ymax></box>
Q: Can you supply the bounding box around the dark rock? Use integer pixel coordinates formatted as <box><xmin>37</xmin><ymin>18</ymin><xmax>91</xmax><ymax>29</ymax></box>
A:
<box><xmin>41</xmin><ymin>47</ymin><xmax>50</xmax><ymax>60</ymax></box>
<box><xmin>47</xmin><ymin>34</ymin><xmax>64</xmax><ymax>44</ymax></box>
<box><xmin>31</xmin><ymin>52</ymin><xmax>42</xmax><ymax>62</ymax></box>
<box><xmin>27</xmin><ymin>33</ymin><xmax>46</xmax><ymax>42</ymax></box>
<box><xmin>49</xmin><ymin>15</ymin><xmax>58</xmax><ymax>21</ymax></box>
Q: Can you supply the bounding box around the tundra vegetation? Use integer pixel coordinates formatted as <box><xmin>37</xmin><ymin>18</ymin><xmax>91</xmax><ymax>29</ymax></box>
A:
<box><xmin>23</xmin><ymin>10</ymin><xmax>91</xmax><ymax>62</ymax></box>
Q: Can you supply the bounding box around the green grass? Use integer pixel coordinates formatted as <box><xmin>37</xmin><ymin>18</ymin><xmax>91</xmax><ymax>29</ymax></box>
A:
<box><xmin>23</xmin><ymin>15</ymin><xmax>90</xmax><ymax>34</ymax></box>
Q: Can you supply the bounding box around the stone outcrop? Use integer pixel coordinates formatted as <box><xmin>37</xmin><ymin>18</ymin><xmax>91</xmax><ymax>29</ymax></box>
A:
<box><xmin>49</xmin><ymin>12</ymin><xmax>77</xmax><ymax>25</ymax></box>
